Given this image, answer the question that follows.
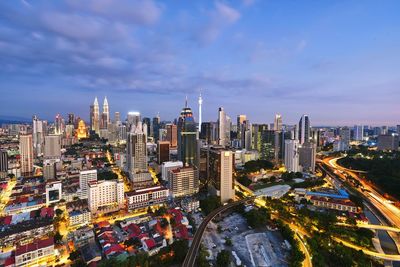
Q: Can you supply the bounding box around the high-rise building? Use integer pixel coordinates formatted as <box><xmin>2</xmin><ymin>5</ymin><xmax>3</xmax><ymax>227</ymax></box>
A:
<box><xmin>114</xmin><ymin>112</ymin><xmax>121</xmax><ymax>124</ymax></box>
<box><xmin>166</xmin><ymin>124</ymin><xmax>178</xmax><ymax>148</ymax></box>
<box><xmin>206</xmin><ymin>147</ymin><xmax>234</xmax><ymax>203</ymax></box>
<box><xmin>88</xmin><ymin>180</ymin><xmax>124</xmax><ymax>214</ymax></box>
<box><xmin>299</xmin><ymin>142</ymin><xmax>316</xmax><ymax>173</ymax></box>
<box><xmin>91</xmin><ymin>97</ymin><xmax>100</xmax><ymax>134</ymax></box>
<box><xmin>32</xmin><ymin>115</ymin><xmax>45</xmax><ymax>157</ymax></box>
<box><xmin>103</xmin><ymin>96</ymin><xmax>110</xmax><ymax>125</ymax></box>
<box><xmin>298</xmin><ymin>115</ymin><xmax>310</xmax><ymax>145</ymax></box>
<box><xmin>340</xmin><ymin>126</ymin><xmax>351</xmax><ymax>150</ymax></box>
<box><xmin>0</xmin><ymin>150</ymin><xmax>8</xmax><ymax>177</ymax></box>
<box><xmin>54</xmin><ymin>114</ymin><xmax>64</xmax><ymax>135</ymax></box>
<box><xmin>167</xmin><ymin>166</ymin><xmax>199</xmax><ymax>198</ymax></box>
<box><xmin>127</xmin><ymin>112</ymin><xmax>141</xmax><ymax>131</ymax></box>
<box><xmin>354</xmin><ymin>125</ymin><xmax>364</xmax><ymax>141</ymax></box>
<box><xmin>284</xmin><ymin>139</ymin><xmax>299</xmax><ymax>172</ymax></box>
<box><xmin>200</xmin><ymin>122</ymin><xmax>218</xmax><ymax>145</ymax></box>
<box><xmin>177</xmin><ymin>100</ymin><xmax>198</xmax><ymax>167</ymax></box>
<box><xmin>19</xmin><ymin>134</ymin><xmax>33</xmax><ymax>174</ymax></box>
<box><xmin>397</xmin><ymin>125</ymin><xmax>400</xmax><ymax>135</ymax></box>
<box><xmin>43</xmin><ymin>161</ymin><xmax>56</xmax><ymax>180</ymax></box>
<box><xmin>161</xmin><ymin>161</ymin><xmax>183</xmax><ymax>180</ymax></box>
<box><xmin>142</xmin><ymin>117</ymin><xmax>151</xmax><ymax>136</ymax></box>
<box><xmin>198</xmin><ymin>93</ymin><xmax>203</xmax><ymax>132</ymax></box>
<box><xmin>152</xmin><ymin>114</ymin><xmax>161</xmax><ymax>141</ymax></box>
<box><xmin>68</xmin><ymin>113</ymin><xmax>75</xmax><ymax>125</ymax></box>
<box><xmin>377</xmin><ymin>134</ymin><xmax>399</xmax><ymax>151</ymax></box>
<box><xmin>274</xmin><ymin>114</ymin><xmax>282</xmax><ymax>131</ymax></box>
<box><xmin>127</xmin><ymin>122</ymin><xmax>148</xmax><ymax>175</ymax></box>
<box><xmin>79</xmin><ymin>169</ymin><xmax>98</xmax><ymax>197</ymax></box>
<box><xmin>237</xmin><ymin>115</ymin><xmax>247</xmax><ymax>144</ymax></box>
<box><xmin>157</xmin><ymin>141</ymin><xmax>170</xmax><ymax>164</ymax></box>
<box><xmin>218</xmin><ymin>107</ymin><xmax>230</xmax><ymax>147</ymax></box>
<box><xmin>43</xmin><ymin>135</ymin><xmax>61</xmax><ymax>159</ymax></box>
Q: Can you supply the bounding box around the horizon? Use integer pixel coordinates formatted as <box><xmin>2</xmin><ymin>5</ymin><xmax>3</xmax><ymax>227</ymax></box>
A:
<box><xmin>1</xmin><ymin>1</ymin><xmax>400</xmax><ymax>125</ymax></box>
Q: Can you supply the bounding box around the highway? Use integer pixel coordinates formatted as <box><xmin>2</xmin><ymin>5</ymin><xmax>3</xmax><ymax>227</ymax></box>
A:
<box><xmin>182</xmin><ymin>197</ymin><xmax>255</xmax><ymax>267</ymax></box>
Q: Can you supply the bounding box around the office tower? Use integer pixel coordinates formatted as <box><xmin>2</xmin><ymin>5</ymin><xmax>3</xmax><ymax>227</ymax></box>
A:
<box><xmin>166</xmin><ymin>124</ymin><xmax>178</xmax><ymax>148</ymax></box>
<box><xmin>200</xmin><ymin>122</ymin><xmax>217</xmax><ymax>145</ymax></box>
<box><xmin>377</xmin><ymin>134</ymin><xmax>399</xmax><ymax>151</ymax></box>
<box><xmin>161</xmin><ymin>161</ymin><xmax>183</xmax><ymax>180</ymax></box>
<box><xmin>177</xmin><ymin>100</ymin><xmax>198</xmax><ymax>167</ymax></box>
<box><xmin>91</xmin><ymin>97</ymin><xmax>100</xmax><ymax>134</ymax></box>
<box><xmin>298</xmin><ymin>115</ymin><xmax>310</xmax><ymax>144</ymax></box>
<box><xmin>127</xmin><ymin>122</ymin><xmax>148</xmax><ymax>174</ymax></box>
<box><xmin>88</xmin><ymin>180</ymin><xmax>124</xmax><ymax>214</ymax></box>
<box><xmin>65</xmin><ymin>124</ymin><xmax>75</xmax><ymax>138</ymax></box>
<box><xmin>259</xmin><ymin>129</ymin><xmax>275</xmax><ymax>161</ymax></box>
<box><xmin>103</xmin><ymin>96</ymin><xmax>110</xmax><ymax>124</ymax></box>
<box><xmin>32</xmin><ymin>115</ymin><xmax>44</xmax><ymax>157</ymax></box>
<box><xmin>0</xmin><ymin>150</ymin><xmax>8</xmax><ymax>178</ymax></box>
<box><xmin>54</xmin><ymin>114</ymin><xmax>64</xmax><ymax>135</ymax></box>
<box><xmin>19</xmin><ymin>134</ymin><xmax>33</xmax><ymax>174</ymax></box>
<box><xmin>167</xmin><ymin>166</ymin><xmax>199</xmax><ymax>198</ymax></box>
<box><xmin>242</xmin><ymin>120</ymin><xmax>252</xmax><ymax>150</ymax></box>
<box><xmin>311</xmin><ymin>128</ymin><xmax>322</xmax><ymax>148</ymax></box>
<box><xmin>100</xmin><ymin>113</ymin><xmax>108</xmax><ymax>130</ymax></box>
<box><xmin>114</xmin><ymin>112</ymin><xmax>121</xmax><ymax>124</ymax></box>
<box><xmin>142</xmin><ymin>117</ymin><xmax>151</xmax><ymax>136</ymax></box>
<box><xmin>299</xmin><ymin>142</ymin><xmax>316</xmax><ymax>173</ymax></box>
<box><xmin>44</xmin><ymin>135</ymin><xmax>61</xmax><ymax>159</ymax></box>
<box><xmin>207</xmin><ymin>147</ymin><xmax>234</xmax><ymax>203</ymax></box>
<box><xmin>79</xmin><ymin>169</ymin><xmax>98</xmax><ymax>196</ymax></box>
<box><xmin>152</xmin><ymin>114</ymin><xmax>161</xmax><ymax>141</ymax></box>
<box><xmin>382</xmin><ymin>126</ymin><xmax>388</xmax><ymax>135</ymax></box>
<box><xmin>274</xmin><ymin>114</ymin><xmax>283</xmax><ymax>131</ymax></box>
<box><xmin>157</xmin><ymin>141</ymin><xmax>170</xmax><ymax>164</ymax></box>
<box><xmin>127</xmin><ymin>112</ymin><xmax>141</xmax><ymax>131</ymax></box>
<box><xmin>284</xmin><ymin>139</ymin><xmax>300</xmax><ymax>172</ymax></box>
<box><xmin>340</xmin><ymin>126</ymin><xmax>351</xmax><ymax>147</ymax></box>
<box><xmin>198</xmin><ymin>93</ymin><xmax>203</xmax><ymax>131</ymax></box>
<box><xmin>354</xmin><ymin>125</ymin><xmax>364</xmax><ymax>141</ymax></box>
<box><xmin>397</xmin><ymin>125</ymin><xmax>400</xmax><ymax>135</ymax></box>
<box><xmin>218</xmin><ymin>107</ymin><xmax>230</xmax><ymax>147</ymax></box>
<box><xmin>68</xmin><ymin>113</ymin><xmax>75</xmax><ymax>125</ymax></box>
<box><xmin>118</xmin><ymin>124</ymin><xmax>127</xmax><ymax>141</ymax></box>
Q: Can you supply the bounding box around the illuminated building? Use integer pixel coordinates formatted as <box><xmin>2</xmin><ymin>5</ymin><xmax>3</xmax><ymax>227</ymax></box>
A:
<box><xmin>102</xmin><ymin>96</ymin><xmax>110</xmax><ymax>128</ymax></box>
<box><xmin>126</xmin><ymin>186</ymin><xmax>169</xmax><ymax>210</ymax></box>
<box><xmin>377</xmin><ymin>134</ymin><xmax>399</xmax><ymax>151</ymax></box>
<box><xmin>91</xmin><ymin>97</ymin><xmax>100</xmax><ymax>134</ymax></box>
<box><xmin>15</xmin><ymin>237</ymin><xmax>54</xmax><ymax>267</ymax></box>
<box><xmin>153</xmin><ymin>114</ymin><xmax>161</xmax><ymax>141</ymax></box>
<box><xmin>298</xmin><ymin>114</ymin><xmax>310</xmax><ymax>144</ymax></box>
<box><xmin>177</xmin><ymin>98</ymin><xmax>198</xmax><ymax>167</ymax></box>
<box><xmin>19</xmin><ymin>134</ymin><xmax>33</xmax><ymax>174</ymax></box>
<box><xmin>167</xmin><ymin>166</ymin><xmax>199</xmax><ymax>198</ymax></box>
<box><xmin>44</xmin><ymin>135</ymin><xmax>61</xmax><ymax>159</ymax></box>
<box><xmin>299</xmin><ymin>142</ymin><xmax>316</xmax><ymax>172</ymax></box>
<box><xmin>88</xmin><ymin>180</ymin><xmax>124</xmax><ymax>214</ymax></box>
<box><xmin>32</xmin><ymin>115</ymin><xmax>45</xmax><ymax>157</ymax></box>
<box><xmin>166</xmin><ymin>123</ymin><xmax>177</xmax><ymax>148</ymax></box>
<box><xmin>218</xmin><ymin>107</ymin><xmax>230</xmax><ymax>147</ymax></box>
<box><xmin>274</xmin><ymin>114</ymin><xmax>282</xmax><ymax>131</ymax></box>
<box><xmin>157</xmin><ymin>141</ymin><xmax>170</xmax><ymax>164</ymax></box>
<box><xmin>79</xmin><ymin>170</ymin><xmax>98</xmax><ymax>198</ymax></box>
<box><xmin>76</xmin><ymin>119</ymin><xmax>88</xmax><ymax>139</ymax></box>
<box><xmin>127</xmin><ymin>111</ymin><xmax>141</xmax><ymax>131</ymax></box>
<box><xmin>284</xmin><ymin>139</ymin><xmax>300</xmax><ymax>172</ymax></box>
<box><xmin>198</xmin><ymin>93</ymin><xmax>203</xmax><ymax>131</ymax></box>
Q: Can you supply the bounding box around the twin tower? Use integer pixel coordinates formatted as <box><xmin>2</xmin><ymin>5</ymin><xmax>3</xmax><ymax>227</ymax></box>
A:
<box><xmin>90</xmin><ymin>97</ymin><xmax>110</xmax><ymax>134</ymax></box>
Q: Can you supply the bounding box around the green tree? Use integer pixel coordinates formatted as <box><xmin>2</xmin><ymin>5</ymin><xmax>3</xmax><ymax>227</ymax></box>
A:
<box><xmin>216</xmin><ymin>250</ymin><xmax>231</xmax><ymax>267</ymax></box>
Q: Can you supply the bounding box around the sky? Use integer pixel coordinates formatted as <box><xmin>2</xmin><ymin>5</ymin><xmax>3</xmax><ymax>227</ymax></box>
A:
<box><xmin>0</xmin><ymin>0</ymin><xmax>399</xmax><ymax>126</ymax></box>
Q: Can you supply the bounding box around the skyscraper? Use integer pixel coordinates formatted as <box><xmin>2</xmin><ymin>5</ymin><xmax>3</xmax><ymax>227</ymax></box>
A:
<box><xmin>114</xmin><ymin>112</ymin><xmax>121</xmax><ymax>124</ymax></box>
<box><xmin>91</xmin><ymin>97</ymin><xmax>100</xmax><ymax>134</ymax></box>
<box><xmin>298</xmin><ymin>114</ymin><xmax>310</xmax><ymax>145</ymax></box>
<box><xmin>206</xmin><ymin>147</ymin><xmax>235</xmax><ymax>203</ymax></box>
<box><xmin>157</xmin><ymin>141</ymin><xmax>170</xmax><ymax>164</ymax></box>
<box><xmin>274</xmin><ymin>114</ymin><xmax>282</xmax><ymax>131</ymax></box>
<box><xmin>284</xmin><ymin>139</ymin><xmax>299</xmax><ymax>172</ymax></box>
<box><xmin>142</xmin><ymin>117</ymin><xmax>151</xmax><ymax>136</ymax></box>
<box><xmin>152</xmin><ymin>114</ymin><xmax>161</xmax><ymax>141</ymax></box>
<box><xmin>237</xmin><ymin>115</ymin><xmax>246</xmax><ymax>147</ymax></box>
<box><xmin>0</xmin><ymin>150</ymin><xmax>8</xmax><ymax>177</ymax></box>
<box><xmin>19</xmin><ymin>134</ymin><xmax>33</xmax><ymax>174</ymax></box>
<box><xmin>166</xmin><ymin>124</ymin><xmax>178</xmax><ymax>148</ymax></box>
<box><xmin>68</xmin><ymin>113</ymin><xmax>75</xmax><ymax>125</ymax></box>
<box><xmin>218</xmin><ymin>107</ymin><xmax>230</xmax><ymax>147</ymax></box>
<box><xmin>299</xmin><ymin>142</ymin><xmax>316</xmax><ymax>173</ymax></box>
<box><xmin>177</xmin><ymin>99</ymin><xmax>198</xmax><ymax>167</ymax></box>
<box><xmin>126</xmin><ymin>122</ymin><xmax>148</xmax><ymax>174</ymax></box>
<box><xmin>54</xmin><ymin>114</ymin><xmax>64</xmax><ymax>135</ymax></box>
<box><xmin>127</xmin><ymin>112</ymin><xmax>141</xmax><ymax>131</ymax></box>
<box><xmin>198</xmin><ymin>93</ymin><xmax>203</xmax><ymax>132</ymax></box>
<box><xmin>32</xmin><ymin>115</ymin><xmax>44</xmax><ymax>157</ymax></box>
<box><xmin>167</xmin><ymin>166</ymin><xmax>199</xmax><ymax>198</ymax></box>
<box><xmin>354</xmin><ymin>125</ymin><xmax>364</xmax><ymax>141</ymax></box>
<box><xmin>103</xmin><ymin>96</ymin><xmax>110</xmax><ymax>123</ymax></box>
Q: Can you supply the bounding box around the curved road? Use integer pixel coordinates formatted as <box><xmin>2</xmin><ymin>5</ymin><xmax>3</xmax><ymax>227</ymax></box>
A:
<box><xmin>182</xmin><ymin>197</ymin><xmax>255</xmax><ymax>267</ymax></box>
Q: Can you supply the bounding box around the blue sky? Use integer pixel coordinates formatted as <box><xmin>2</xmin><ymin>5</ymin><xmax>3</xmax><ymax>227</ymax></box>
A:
<box><xmin>0</xmin><ymin>0</ymin><xmax>399</xmax><ymax>125</ymax></box>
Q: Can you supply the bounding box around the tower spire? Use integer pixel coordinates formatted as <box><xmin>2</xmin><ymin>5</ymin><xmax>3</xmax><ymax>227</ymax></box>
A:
<box><xmin>185</xmin><ymin>95</ymin><xmax>188</xmax><ymax>108</ymax></box>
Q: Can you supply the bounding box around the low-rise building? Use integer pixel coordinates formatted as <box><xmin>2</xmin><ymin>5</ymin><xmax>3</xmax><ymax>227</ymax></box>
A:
<box><xmin>310</xmin><ymin>196</ymin><xmax>358</xmax><ymax>213</ymax></box>
<box><xmin>15</xmin><ymin>237</ymin><xmax>54</xmax><ymax>267</ymax></box>
<box><xmin>126</xmin><ymin>186</ymin><xmax>169</xmax><ymax>211</ymax></box>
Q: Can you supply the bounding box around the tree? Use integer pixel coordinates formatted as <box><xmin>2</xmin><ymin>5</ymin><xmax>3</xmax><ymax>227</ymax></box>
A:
<box><xmin>68</xmin><ymin>250</ymin><xmax>81</xmax><ymax>261</ymax></box>
<box><xmin>172</xmin><ymin>239</ymin><xmax>189</xmax><ymax>263</ymax></box>
<box><xmin>55</xmin><ymin>208</ymin><xmax>63</xmax><ymax>217</ymax></box>
<box><xmin>200</xmin><ymin>196</ymin><xmax>221</xmax><ymax>215</ymax></box>
<box><xmin>216</xmin><ymin>250</ymin><xmax>231</xmax><ymax>267</ymax></box>
<box><xmin>245</xmin><ymin>208</ymin><xmax>270</xmax><ymax>228</ymax></box>
<box><xmin>155</xmin><ymin>206</ymin><xmax>167</xmax><ymax>216</ymax></box>
<box><xmin>237</xmin><ymin>176</ymin><xmax>252</xmax><ymax>187</ymax></box>
<box><xmin>225</xmin><ymin>238</ymin><xmax>232</xmax><ymax>246</ymax></box>
<box><xmin>197</xmin><ymin>245</ymin><xmax>210</xmax><ymax>267</ymax></box>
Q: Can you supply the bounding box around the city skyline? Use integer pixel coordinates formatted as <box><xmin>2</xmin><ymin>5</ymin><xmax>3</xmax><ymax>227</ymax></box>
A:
<box><xmin>1</xmin><ymin>1</ymin><xmax>400</xmax><ymax>124</ymax></box>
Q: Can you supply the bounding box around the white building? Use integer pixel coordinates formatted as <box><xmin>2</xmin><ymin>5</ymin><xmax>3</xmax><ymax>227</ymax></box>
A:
<box><xmin>126</xmin><ymin>186</ymin><xmax>169</xmax><ymax>211</ymax></box>
<box><xmin>69</xmin><ymin>210</ymin><xmax>92</xmax><ymax>226</ymax></box>
<box><xmin>88</xmin><ymin>180</ymin><xmax>124</xmax><ymax>214</ymax></box>
<box><xmin>19</xmin><ymin>134</ymin><xmax>33</xmax><ymax>174</ymax></box>
<box><xmin>15</xmin><ymin>237</ymin><xmax>54</xmax><ymax>267</ymax></box>
<box><xmin>46</xmin><ymin>181</ymin><xmax>62</xmax><ymax>205</ymax></box>
<box><xmin>79</xmin><ymin>169</ymin><xmax>97</xmax><ymax>197</ymax></box>
<box><xmin>161</xmin><ymin>161</ymin><xmax>183</xmax><ymax>180</ymax></box>
<box><xmin>354</xmin><ymin>125</ymin><xmax>364</xmax><ymax>141</ymax></box>
<box><xmin>167</xmin><ymin>167</ymin><xmax>199</xmax><ymax>198</ymax></box>
<box><xmin>284</xmin><ymin>139</ymin><xmax>300</xmax><ymax>172</ymax></box>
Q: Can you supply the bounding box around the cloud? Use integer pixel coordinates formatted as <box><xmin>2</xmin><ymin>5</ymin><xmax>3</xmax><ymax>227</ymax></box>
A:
<box><xmin>197</xmin><ymin>2</ymin><xmax>241</xmax><ymax>45</ymax></box>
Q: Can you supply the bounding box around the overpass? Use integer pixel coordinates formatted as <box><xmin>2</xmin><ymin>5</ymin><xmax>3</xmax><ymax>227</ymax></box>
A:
<box><xmin>338</xmin><ymin>223</ymin><xmax>400</xmax><ymax>233</ymax></box>
<box><xmin>333</xmin><ymin>237</ymin><xmax>400</xmax><ymax>261</ymax></box>
<box><xmin>182</xmin><ymin>197</ymin><xmax>256</xmax><ymax>267</ymax></box>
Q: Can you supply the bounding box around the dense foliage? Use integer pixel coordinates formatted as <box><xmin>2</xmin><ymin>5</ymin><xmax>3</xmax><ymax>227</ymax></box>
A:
<box><xmin>200</xmin><ymin>196</ymin><xmax>221</xmax><ymax>215</ymax></box>
<box><xmin>243</xmin><ymin>159</ymin><xmax>274</xmax><ymax>173</ymax></box>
